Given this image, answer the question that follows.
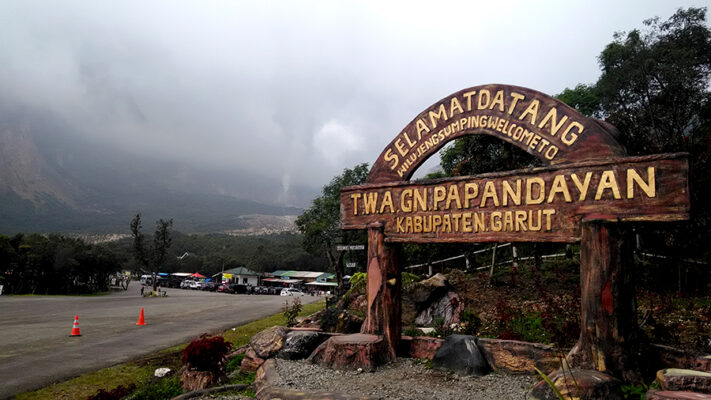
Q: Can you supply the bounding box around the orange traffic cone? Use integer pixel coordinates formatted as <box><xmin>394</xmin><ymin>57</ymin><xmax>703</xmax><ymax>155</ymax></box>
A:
<box><xmin>69</xmin><ymin>314</ymin><xmax>81</xmax><ymax>337</ymax></box>
<box><xmin>136</xmin><ymin>308</ymin><xmax>146</xmax><ymax>326</ymax></box>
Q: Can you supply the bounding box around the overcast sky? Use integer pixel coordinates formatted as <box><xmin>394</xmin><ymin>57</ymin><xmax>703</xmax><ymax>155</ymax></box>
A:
<box><xmin>1</xmin><ymin>0</ymin><xmax>706</xmax><ymax>193</ymax></box>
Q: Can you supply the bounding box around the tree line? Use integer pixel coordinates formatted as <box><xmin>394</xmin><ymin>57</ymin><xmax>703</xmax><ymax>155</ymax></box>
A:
<box><xmin>0</xmin><ymin>233</ymin><xmax>122</xmax><ymax>294</ymax></box>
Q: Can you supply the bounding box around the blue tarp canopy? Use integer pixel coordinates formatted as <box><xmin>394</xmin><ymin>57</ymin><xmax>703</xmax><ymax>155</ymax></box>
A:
<box><xmin>158</xmin><ymin>273</ymin><xmax>169</xmax><ymax>276</ymax></box>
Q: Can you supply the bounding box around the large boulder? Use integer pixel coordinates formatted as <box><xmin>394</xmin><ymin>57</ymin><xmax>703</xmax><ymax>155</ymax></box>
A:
<box><xmin>250</xmin><ymin>326</ymin><xmax>289</xmax><ymax>359</ymax></box>
<box><xmin>277</xmin><ymin>331</ymin><xmax>324</xmax><ymax>360</ymax></box>
<box><xmin>431</xmin><ymin>335</ymin><xmax>489</xmax><ymax>376</ymax></box>
<box><xmin>529</xmin><ymin>369</ymin><xmax>622</xmax><ymax>400</ymax></box>
<box><xmin>240</xmin><ymin>347</ymin><xmax>265</xmax><ymax>373</ymax></box>
<box><xmin>407</xmin><ymin>274</ymin><xmax>464</xmax><ymax>327</ymax></box>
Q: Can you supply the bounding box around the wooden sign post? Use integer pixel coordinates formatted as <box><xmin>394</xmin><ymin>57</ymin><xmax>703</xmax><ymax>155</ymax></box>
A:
<box><xmin>340</xmin><ymin>84</ymin><xmax>690</xmax><ymax>378</ymax></box>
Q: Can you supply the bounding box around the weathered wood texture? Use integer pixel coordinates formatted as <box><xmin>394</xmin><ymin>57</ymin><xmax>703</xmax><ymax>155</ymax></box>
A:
<box><xmin>367</xmin><ymin>84</ymin><xmax>626</xmax><ymax>183</ymax></box>
<box><xmin>309</xmin><ymin>333</ymin><xmax>392</xmax><ymax>372</ymax></box>
<box><xmin>342</xmin><ymin>154</ymin><xmax>689</xmax><ymax>243</ymax></box>
<box><xmin>360</xmin><ymin>222</ymin><xmax>400</xmax><ymax>361</ymax></box>
<box><xmin>567</xmin><ymin>218</ymin><xmax>643</xmax><ymax>382</ymax></box>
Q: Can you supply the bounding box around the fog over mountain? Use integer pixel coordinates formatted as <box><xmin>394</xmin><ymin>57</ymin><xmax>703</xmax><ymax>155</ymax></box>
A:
<box><xmin>0</xmin><ymin>1</ymin><xmax>702</xmax><ymax>233</ymax></box>
<box><xmin>0</xmin><ymin>108</ymin><xmax>311</xmax><ymax>233</ymax></box>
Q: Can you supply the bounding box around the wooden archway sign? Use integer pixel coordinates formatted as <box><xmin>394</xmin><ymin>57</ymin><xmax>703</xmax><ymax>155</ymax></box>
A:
<box><xmin>340</xmin><ymin>84</ymin><xmax>690</xmax><ymax>379</ymax></box>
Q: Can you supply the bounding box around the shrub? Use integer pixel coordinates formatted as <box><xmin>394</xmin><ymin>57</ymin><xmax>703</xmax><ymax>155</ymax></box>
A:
<box><xmin>282</xmin><ymin>298</ymin><xmax>302</xmax><ymax>327</ymax></box>
<box><xmin>459</xmin><ymin>310</ymin><xmax>482</xmax><ymax>336</ymax></box>
<box><xmin>182</xmin><ymin>334</ymin><xmax>232</xmax><ymax>374</ymax></box>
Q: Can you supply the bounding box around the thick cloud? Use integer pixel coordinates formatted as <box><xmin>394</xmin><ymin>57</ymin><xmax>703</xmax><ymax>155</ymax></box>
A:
<box><xmin>0</xmin><ymin>0</ymin><xmax>703</xmax><ymax>187</ymax></box>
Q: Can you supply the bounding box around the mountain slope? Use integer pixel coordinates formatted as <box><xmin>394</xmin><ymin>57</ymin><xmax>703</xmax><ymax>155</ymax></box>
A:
<box><xmin>0</xmin><ymin>117</ymin><xmax>315</xmax><ymax>234</ymax></box>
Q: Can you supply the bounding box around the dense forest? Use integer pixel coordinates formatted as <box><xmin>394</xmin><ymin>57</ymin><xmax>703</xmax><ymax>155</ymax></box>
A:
<box><xmin>0</xmin><ymin>231</ymin><xmax>326</xmax><ymax>295</ymax></box>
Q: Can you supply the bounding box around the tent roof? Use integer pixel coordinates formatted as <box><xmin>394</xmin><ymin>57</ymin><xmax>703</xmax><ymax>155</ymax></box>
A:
<box><xmin>191</xmin><ymin>272</ymin><xmax>206</xmax><ymax>278</ymax></box>
<box><xmin>305</xmin><ymin>281</ymin><xmax>337</xmax><ymax>286</ymax></box>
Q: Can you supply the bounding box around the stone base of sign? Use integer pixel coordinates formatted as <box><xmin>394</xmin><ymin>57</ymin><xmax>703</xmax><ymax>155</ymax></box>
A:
<box><xmin>656</xmin><ymin>369</ymin><xmax>711</xmax><ymax>393</ymax></box>
<box><xmin>646</xmin><ymin>390</ymin><xmax>711</xmax><ymax>399</ymax></box>
<box><xmin>180</xmin><ymin>367</ymin><xmax>223</xmax><ymax>392</ymax></box>
<box><xmin>651</xmin><ymin>344</ymin><xmax>711</xmax><ymax>373</ymax></box>
<box><xmin>398</xmin><ymin>336</ymin><xmax>443</xmax><ymax>359</ymax></box>
<box><xmin>477</xmin><ymin>338</ymin><xmax>561</xmax><ymax>375</ymax></box>
<box><xmin>529</xmin><ymin>368</ymin><xmax>623</xmax><ymax>400</ymax></box>
<box><xmin>308</xmin><ymin>333</ymin><xmax>392</xmax><ymax>371</ymax></box>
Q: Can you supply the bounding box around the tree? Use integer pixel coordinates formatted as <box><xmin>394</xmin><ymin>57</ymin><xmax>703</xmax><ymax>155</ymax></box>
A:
<box><xmin>130</xmin><ymin>213</ymin><xmax>174</xmax><ymax>292</ymax></box>
<box><xmin>558</xmin><ymin>7</ymin><xmax>711</xmax><ymax>262</ymax></box>
<box><xmin>295</xmin><ymin>164</ymin><xmax>369</xmax><ymax>295</ymax></box>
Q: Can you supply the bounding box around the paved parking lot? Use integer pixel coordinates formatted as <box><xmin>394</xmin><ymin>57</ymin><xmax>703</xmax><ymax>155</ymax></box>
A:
<box><xmin>0</xmin><ymin>288</ymin><xmax>321</xmax><ymax>398</ymax></box>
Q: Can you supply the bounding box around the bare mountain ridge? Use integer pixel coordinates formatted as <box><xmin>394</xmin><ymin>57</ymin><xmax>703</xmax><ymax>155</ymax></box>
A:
<box><xmin>0</xmin><ymin>117</ymin><xmax>315</xmax><ymax>234</ymax></box>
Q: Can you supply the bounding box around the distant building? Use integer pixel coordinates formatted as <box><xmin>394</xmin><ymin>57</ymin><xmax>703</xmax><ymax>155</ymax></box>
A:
<box><xmin>222</xmin><ymin>266</ymin><xmax>260</xmax><ymax>286</ymax></box>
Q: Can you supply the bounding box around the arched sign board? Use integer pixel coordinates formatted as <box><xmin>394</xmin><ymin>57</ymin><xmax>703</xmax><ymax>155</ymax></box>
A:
<box><xmin>340</xmin><ymin>84</ymin><xmax>690</xmax><ymax>243</ymax></box>
<box><xmin>338</xmin><ymin>84</ymin><xmax>690</xmax><ymax>373</ymax></box>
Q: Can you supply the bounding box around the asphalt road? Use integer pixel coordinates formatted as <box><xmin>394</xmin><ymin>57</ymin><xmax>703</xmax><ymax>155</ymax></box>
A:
<box><xmin>0</xmin><ymin>288</ymin><xmax>321</xmax><ymax>398</ymax></box>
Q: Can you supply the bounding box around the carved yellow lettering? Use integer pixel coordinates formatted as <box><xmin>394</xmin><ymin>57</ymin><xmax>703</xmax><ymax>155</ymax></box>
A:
<box><xmin>462</xmin><ymin>213</ymin><xmax>472</xmax><ymax>233</ymax></box>
<box><xmin>491</xmin><ymin>212</ymin><xmax>502</xmax><ymax>232</ymax></box>
<box><xmin>394</xmin><ymin>138</ymin><xmax>408</xmax><ymax>157</ymax></box>
<box><xmin>503</xmin><ymin>211</ymin><xmax>514</xmax><ymax>231</ymax></box>
<box><xmin>561</xmin><ymin>121</ymin><xmax>582</xmax><ymax>145</ymax></box>
<box><xmin>547</xmin><ymin>175</ymin><xmax>572</xmax><ymax>203</ymax></box>
<box><xmin>416</xmin><ymin>119</ymin><xmax>430</xmax><ymax>138</ymax></box>
<box><xmin>478</xmin><ymin>89</ymin><xmax>491</xmax><ymax>109</ymax></box>
<box><xmin>414</xmin><ymin>188</ymin><xmax>427</xmax><ymax>212</ymax></box>
<box><xmin>463</xmin><ymin>91</ymin><xmax>477</xmax><ymax>111</ymax></box>
<box><xmin>595</xmin><ymin>170</ymin><xmax>621</xmax><ymax>200</ymax></box>
<box><xmin>480</xmin><ymin>181</ymin><xmax>500</xmax><ymax>207</ymax></box>
<box><xmin>502</xmin><ymin>180</ymin><xmax>521</xmax><ymax>206</ymax></box>
<box><xmin>526</xmin><ymin>177</ymin><xmax>545</xmax><ymax>205</ymax></box>
<box><xmin>461</xmin><ymin>183</ymin><xmax>477</xmax><ymax>208</ymax></box>
<box><xmin>489</xmin><ymin>90</ymin><xmax>505</xmax><ymax>112</ymax></box>
<box><xmin>627</xmin><ymin>167</ymin><xmax>655</xmax><ymax>199</ymax></box>
<box><xmin>433</xmin><ymin>186</ymin><xmax>447</xmax><ymax>210</ymax></box>
<box><xmin>450</xmin><ymin>97</ymin><xmax>464</xmax><ymax>117</ymax></box>
<box><xmin>515</xmin><ymin>210</ymin><xmax>527</xmax><ymax>232</ymax></box>
<box><xmin>537</xmin><ymin>107</ymin><xmax>568</xmax><ymax>137</ymax></box>
<box><xmin>518</xmin><ymin>100</ymin><xmax>540</xmax><ymax>125</ymax></box>
<box><xmin>446</xmin><ymin>185</ymin><xmax>462</xmax><ymax>209</ymax></box>
<box><xmin>350</xmin><ymin>193</ymin><xmax>361</xmax><ymax>215</ymax></box>
<box><xmin>363</xmin><ymin>192</ymin><xmax>378</xmax><ymax>214</ymax></box>
<box><xmin>543</xmin><ymin>209</ymin><xmax>555</xmax><ymax>231</ymax></box>
<box><xmin>508</xmin><ymin>92</ymin><xmax>525</xmax><ymax>115</ymax></box>
<box><xmin>400</xmin><ymin>189</ymin><xmax>412</xmax><ymax>212</ymax></box>
<box><xmin>384</xmin><ymin>148</ymin><xmax>399</xmax><ymax>171</ymax></box>
<box><xmin>379</xmin><ymin>191</ymin><xmax>394</xmax><ymax>213</ymax></box>
<box><xmin>429</xmin><ymin>104</ymin><xmax>449</xmax><ymax>129</ymax></box>
<box><xmin>571</xmin><ymin>172</ymin><xmax>593</xmax><ymax>201</ymax></box>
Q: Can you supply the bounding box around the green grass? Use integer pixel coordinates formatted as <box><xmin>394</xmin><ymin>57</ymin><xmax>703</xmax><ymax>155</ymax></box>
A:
<box><xmin>15</xmin><ymin>300</ymin><xmax>325</xmax><ymax>400</ymax></box>
<box><xmin>16</xmin><ymin>364</ymin><xmax>154</xmax><ymax>400</ymax></box>
<box><xmin>222</xmin><ymin>300</ymin><xmax>324</xmax><ymax>347</ymax></box>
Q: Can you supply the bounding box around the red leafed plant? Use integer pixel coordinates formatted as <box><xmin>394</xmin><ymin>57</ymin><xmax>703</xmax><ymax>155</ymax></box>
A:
<box><xmin>182</xmin><ymin>334</ymin><xmax>232</xmax><ymax>373</ymax></box>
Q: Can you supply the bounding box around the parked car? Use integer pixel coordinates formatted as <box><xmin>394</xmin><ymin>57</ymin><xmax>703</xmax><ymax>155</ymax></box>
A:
<box><xmin>230</xmin><ymin>283</ymin><xmax>248</xmax><ymax>294</ymax></box>
<box><xmin>216</xmin><ymin>283</ymin><xmax>233</xmax><ymax>293</ymax></box>
<box><xmin>180</xmin><ymin>279</ymin><xmax>195</xmax><ymax>289</ymax></box>
<box><xmin>202</xmin><ymin>281</ymin><xmax>217</xmax><ymax>291</ymax></box>
<box><xmin>280</xmin><ymin>288</ymin><xmax>305</xmax><ymax>296</ymax></box>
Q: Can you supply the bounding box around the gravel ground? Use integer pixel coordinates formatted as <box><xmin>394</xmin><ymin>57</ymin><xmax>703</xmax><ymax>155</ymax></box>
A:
<box><xmin>271</xmin><ymin>358</ymin><xmax>537</xmax><ymax>400</ymax></box>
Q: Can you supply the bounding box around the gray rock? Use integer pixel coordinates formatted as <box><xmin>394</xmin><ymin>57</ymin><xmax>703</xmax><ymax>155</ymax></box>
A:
<box><xmin>278</xmin><ymin>331</ymin><xmax>324</xmax><ymax>360</ymax></box>
<box><xmin>432</xmin><ymin>335</ymin><xmax>489</xmax><ymax>376</ymax></box>
<box><xmin>250</xmin><ymin>326</ymin><xmax>288</xmax><ymax>359</ymax></box>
